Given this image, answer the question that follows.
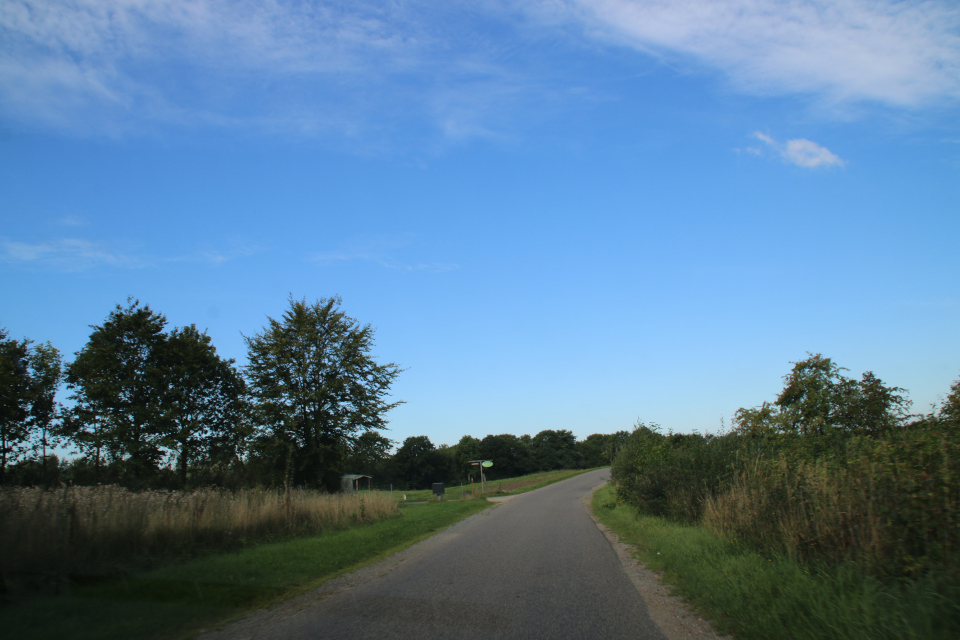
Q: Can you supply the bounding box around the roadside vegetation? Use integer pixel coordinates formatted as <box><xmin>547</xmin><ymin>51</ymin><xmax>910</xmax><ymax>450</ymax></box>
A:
<box><xmin>1</xmin><ymin>486</ymin><xmax>399</xmax><ymax>578</ymax></box>
<box><xmin>606</xmin><ymin>354</ymin><xmax>960</xmax><ymax>637</ymax></box>
<box><xmin>1</xmin><ymin>499</ymin><xmax>492</xmax><ymax>640</ymax></box>
<box><xmin>1</xmin><ymin>295</ymin><xmax>621</xmax><ymax>627</ymax></box>
<box><xmin>1</xmin><ymin>463</ymin><xmax>596</xmax><ymax>640</ymax></box>
<box><xmin>594</xmin><ymin>484</ymin><xmax>959</xmax><ymax>639</ymax></box>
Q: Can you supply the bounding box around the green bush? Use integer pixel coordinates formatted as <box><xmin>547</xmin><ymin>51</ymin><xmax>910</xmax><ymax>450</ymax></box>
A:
<box><xmin>612</xmin><ymin>421</ymin><xmax>738</xmax><ymax>523</ymax></box>
<box><xmin>612</xmin><ymin>359</ymin><xmax>960</xmax><ymax>583</ymax></box>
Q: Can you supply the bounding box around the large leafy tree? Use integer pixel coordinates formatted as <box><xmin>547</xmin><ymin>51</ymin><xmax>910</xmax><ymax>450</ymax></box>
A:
<box><xmin>28</xmin><ymin>341</ymin><xmax>62</xmax><ymax>483</ymax></box>
<box><xmin>454</xmin><ymin>434</ymin><xmax>482</xmax><ymax>480</ymax></box>
<box><xmin>0</xmin><ymin>330</ymin><xmax>33</xmax><ymax>485</ymax></box>
<box><xmin>245</xmin><ymin>296</ymin><xmax>403</xmax><ymax>489</ymax></box>
<box><xmin>65</xmin><ymin>300</ymin><xmax>171</xmax><ymax>483</ymax></box>
<box><xmin>60</xmin><ymin>395</ymin><xmax>111</xmax><ymax>482</ymax></box>
<box><xmin>0</xmin><ymin>329</ymin><xmax>62</xmax><ymax>485</ymax></box>
<box><xmin>162</xmin><ymin>324</ymin><xmax>249</xmax><ymax>486</ymax></box>
<box><xmin>479</xmin><ymin>433</ymin><xmax>532</xmax><ymax>478</ymax></box>
<box><xmin>531</xmin><ymin>429</ymin><xmax>580</xmax><ymax>471</ymax></box>
<box><xmin>343</xmin><ymin>429</ymin><xmax>394</xmax><ymax>478</ymax></box>
<box><xmin>394</xmin><ymin>435</ymin><xmax>442</xmax><ymax>489</ymax></box>
<box><xmin>774</xmin><ymin>353</ymin><xmax>845</xmax><ymax>436</ymax></box>
<box><xmin>941</xmin><ymin>374</ymin><xmax>960</xmax><ymax>428</ymax></box>
<box><xmin>577</xmin><ymin>431</ymin><xmax>630</xmax><ymax>468</ymax></box>
<box><xmin>735</xmin><ymin>353</ymin><xmax>911</xmax><ymax>440</ymax></box>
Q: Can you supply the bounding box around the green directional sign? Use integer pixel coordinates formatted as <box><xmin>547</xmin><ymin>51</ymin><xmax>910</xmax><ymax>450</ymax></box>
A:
<box><xmin>481</xmin><ymin>461</ymin><xmax>493</xmax><ymax>468</ymax></box>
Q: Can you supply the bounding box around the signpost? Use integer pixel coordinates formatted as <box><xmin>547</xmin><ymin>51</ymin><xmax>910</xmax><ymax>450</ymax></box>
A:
<box><xmin>468</xmin><ymin>460</ymin><xmax>493</xmax><ymax>494</ymax></box>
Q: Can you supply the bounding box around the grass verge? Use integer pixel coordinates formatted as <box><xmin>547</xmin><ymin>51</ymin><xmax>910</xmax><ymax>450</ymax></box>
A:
<box><xmin>0</xmin><ymin>499</ymin><xmax>492</xmax><ymax>640</ymax></box>
<box><xmin>400</xmin><ymin>468</ymin><xmax>599</xmax><ymax>502</ymax></box>
<box><xmin>592</xmin><ymin>484</ymin><xmax>960</xmax><ymax>639</ymax></box>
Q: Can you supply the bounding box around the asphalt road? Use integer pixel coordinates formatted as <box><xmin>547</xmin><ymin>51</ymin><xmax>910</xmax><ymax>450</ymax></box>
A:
<box><xmin>213</xmin><ymin>469</ymin><xmax>667</xmax><ymax>640</ymax></box>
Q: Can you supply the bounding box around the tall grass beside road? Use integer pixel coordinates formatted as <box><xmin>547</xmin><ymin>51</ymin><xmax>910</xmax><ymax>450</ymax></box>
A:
<box><xmin>1</xmin><ymin>499</ymin><xmax>492</xmax><ymax>640</ymax></box>
<box><xmin>593</xmin><ymin>484</ymin><xmax>960</xmax><ymax>639</ymax></box>
<box><xmin>613</xmin><ymin>422</ymin><xmax>960</xmax><ymax>580</ymax></box>
<box><xmin>608</xmin><ymin>360</ymin><xmax>960</xmax><ymax>636</ymax></box>
<box><xmin>0</xmin><ymin>485</ymin><xmax>399</xmax><ymax>577</ymax></box>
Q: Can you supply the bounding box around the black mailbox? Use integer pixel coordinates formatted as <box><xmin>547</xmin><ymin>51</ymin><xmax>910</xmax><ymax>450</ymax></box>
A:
<box><xmin>431</xmin><ymin>483</ymin><xmax>445</xmax><ymax>497</ymax></box>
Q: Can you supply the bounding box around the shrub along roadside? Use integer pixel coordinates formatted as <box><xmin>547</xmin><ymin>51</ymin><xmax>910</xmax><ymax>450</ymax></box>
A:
<box><xmin>611</xmin><ymin>358</ymin><xmax>960</xmax><ymax>581</ymax></box>
<box><xmin>592</xmin><ymin>484</ymin><xmax>960</xmax><ymax>639</ymax></box>
<box><xmin>0</xmin><ymin>499</ymin><xmax>492</xmax><ymax>640</ymax></box>
<box><xmin>703</xmin><ymin>426</ymin><xmax>960</xmax><ymax>577</ymax></box>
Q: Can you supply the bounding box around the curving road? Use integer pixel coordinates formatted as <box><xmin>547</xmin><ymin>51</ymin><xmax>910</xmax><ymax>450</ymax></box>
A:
<box><xmin>207</xmin><ymin>469</ymin><xmax>668</xmax><ymax>639</ymax></box>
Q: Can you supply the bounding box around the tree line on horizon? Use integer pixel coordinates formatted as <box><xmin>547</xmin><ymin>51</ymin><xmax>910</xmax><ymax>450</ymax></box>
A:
<box><xmin>1</xmin><ymin>297</ymin><xmax>622</xmax><ymax>491</ymax></box>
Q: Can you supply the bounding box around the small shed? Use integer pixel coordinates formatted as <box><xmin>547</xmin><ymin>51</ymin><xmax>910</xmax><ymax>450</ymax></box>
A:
<box><xmin>341</xmin><ymin>474</ymin><xmax>372</xmax><ymax>493</ymax></box>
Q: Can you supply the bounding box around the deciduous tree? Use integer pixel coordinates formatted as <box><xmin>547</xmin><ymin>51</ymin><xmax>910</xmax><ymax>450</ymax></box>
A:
<box><xmin>735</xmin><ymin>353</ymin><xmax>911</xmax><ymax>440</ymax></box>
<box><xmin>941</xmin><ymin>374</ymin><xmax>960</xmax><ymax>427</ymax></box>
<box><xmin>394</xmin><ymin>435</ymin><xmax>441</xmax><ymax>489</ymax></box>
<box><xmin>28</xmin><ymin>341</ymin><xmax>62</xmax><ymax>484</ymax></box>
<box><xmin>0</xmin><ymin>329</ymin><xmax>62</xmax><ymax>484</ymax></box>
<box><xmin>531</xmin><ymin>429</ymin><xmax>579</xmax><ymax>471</ymax></box>
<box><xmin>479</xmin><ymin>433</ymin><xmax>531</xmax><ymax>478</ymax></box>
<box><xmin>65</xmin><ymin>300</ymin><xmax>170</xmax><ymax>483</ymax></box>
<box><xmin>162</xmin><ymin>324</ymin><xmax>249</xmax><ymax>486</ymax></box>
<box><xmin>343</xmin><ymin>429</ymin><xmax>394</xmax><ymax>478</ymax></box>
<box><xmin>244</xmin><ymin>296</ymin><xmax>403</xmax><ymax>489</ymax></box>
<box><xmin>454</xmin><ymin>434</ymin><xmax>482</xmax><ymax>480</ymax></box>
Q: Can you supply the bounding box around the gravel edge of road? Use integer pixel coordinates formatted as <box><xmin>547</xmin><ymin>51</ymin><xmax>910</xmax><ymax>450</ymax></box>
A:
<box><xmin>583</xmin><ymin>483</ymin><xmax>724</xmax><ymax>640</ymax></box>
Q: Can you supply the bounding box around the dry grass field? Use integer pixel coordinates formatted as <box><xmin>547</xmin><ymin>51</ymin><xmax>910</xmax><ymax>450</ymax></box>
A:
<box><xmin>0</xmin><ymin>485</ymin><xmax>400</xmax><ymax>577</ymax></box>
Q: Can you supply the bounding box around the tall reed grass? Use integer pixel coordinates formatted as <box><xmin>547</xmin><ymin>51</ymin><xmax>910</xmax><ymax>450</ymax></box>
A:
<box><xmin>0</xmin><ymin>485</ymin><xmax>400</xmax><ymax>577</ymax></box>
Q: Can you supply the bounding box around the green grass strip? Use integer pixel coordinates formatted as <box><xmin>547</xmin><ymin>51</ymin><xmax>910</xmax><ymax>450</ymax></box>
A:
<box><xmin>1</xmin><ymin>499</ymin><xmax>492</xmax><ymax>640</ymax></box>
<box><xmin>592</xmin><ymin>484</ymin><xmax>960</xmax><ymax>640</ymax></box>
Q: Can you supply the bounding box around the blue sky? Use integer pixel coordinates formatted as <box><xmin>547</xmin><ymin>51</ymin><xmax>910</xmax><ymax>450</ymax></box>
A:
<box><xmin>2</xmin><ymin>0</ymin><xmax>959</xmax><ymax>448</ymax></box>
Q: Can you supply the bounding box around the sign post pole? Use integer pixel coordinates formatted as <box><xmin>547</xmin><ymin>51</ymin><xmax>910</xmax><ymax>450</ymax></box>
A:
<box><xmin>468</xmin><ymin>460</ymin><xmax>493</xmax><ymax>495</ymax></box>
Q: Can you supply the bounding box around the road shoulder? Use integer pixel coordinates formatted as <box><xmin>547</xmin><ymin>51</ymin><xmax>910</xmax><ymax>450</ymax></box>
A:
<box><xmin>584</xmin><ymin>483</ymin><xmax>723</xmax><ymax>640</ymax></box>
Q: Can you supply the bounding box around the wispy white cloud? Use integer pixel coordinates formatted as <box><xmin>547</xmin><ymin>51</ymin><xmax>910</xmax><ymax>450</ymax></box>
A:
<box><xmin>0</xmin><ymin>236</ymin><xmax>268</xmax><ymax>270</ymax></box>
<box><xmin>532</xmin><ymin>0</ymin><xmax>960</xmax><ymax>108</ymax></box>
<box><xmin>310</xmin><ymin>236</ymin><xmax>458</xmax><ymax>273</ymax></box>
<box><xmin>390</xmin><ymin>261</ymin><xmax>459</xmax><ymax>273</ymax></box>
<box><xmin>753</xmin><ymin>132</ymin><xmax>776</xmax><ymax>146</ymax></box>
<box><xmin>2</xmin><ymin>1</ymin><xmax>956</xmax><ymax>138</ymax></box>
<box><xmin>0</xmin><ymin>0</ymin><xmax>534</xmax><ymax>139</ymax></box>
<box><xmin>56</xmin><ymin>215</ymin><xmax>88</xmax><ymax>227</ymax></box>
<box><xmin>311</xmin><ymin>250</ymin><xmax>458</xmax><ymax>273</ymax></box>
<box><xmin>0</xmin><ymin>237</ymin><xmax>144</xmax><ymax>269</ymax></box>
<box><xmin>168</xmin><ymin>241</ymin><xmax>270</xmax><ymax>266</ymax></box>
<box><xmin>781</xmin><ymin>138</ymin><xmax>845</xmax><ymax>168</ymax></box>
<box><xmin>751</xmin><ymin>131</ymin><xmax>845</xmax><ymax>168</ymax></box>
